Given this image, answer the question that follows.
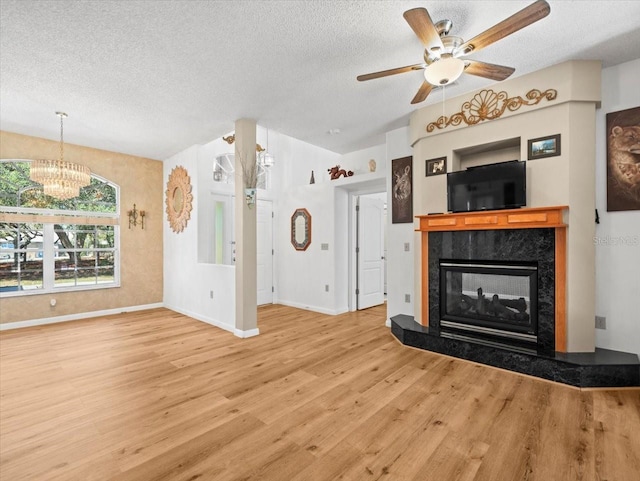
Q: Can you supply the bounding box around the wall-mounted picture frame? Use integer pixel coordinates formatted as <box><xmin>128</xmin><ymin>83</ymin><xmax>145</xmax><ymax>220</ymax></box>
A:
<box><xmin>606</xmin><ymin>105</ymin><xmax>640</xmax><ymax>212</ymax></box>
<box><xmin>528</xmin><ymin>134</ymin><xmax>561</xmax><ymax>160</ymax></box>
<box><xmin>426</xmin><ymin>156</ymin><xmax>447</xmax><ymax>176</ymax></box>
<box><xmin>391</xmin><ymin>156</ymin><xmax>413</xmax><ymax>224</ymax></box>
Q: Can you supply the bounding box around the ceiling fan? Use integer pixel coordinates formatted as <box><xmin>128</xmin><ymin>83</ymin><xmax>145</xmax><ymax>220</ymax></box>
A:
<box><xmin>357</xmin><ymin>0</ymin><xmax>550</xmax><ymax>104</ymax></box>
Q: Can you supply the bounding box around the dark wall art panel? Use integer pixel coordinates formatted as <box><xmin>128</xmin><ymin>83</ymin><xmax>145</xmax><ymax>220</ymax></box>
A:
<box><xmin>392</xmin><ymin>156</ymin><xmax>413</xmax><ymax>223</ymax></box>
<box><xmin>607</xmin><ymin>106</ymin><xmax>640</xmax><ymax>211</ymax></box>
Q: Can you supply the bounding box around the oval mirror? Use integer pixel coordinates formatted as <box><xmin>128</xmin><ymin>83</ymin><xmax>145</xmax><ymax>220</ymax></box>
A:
<box><xmin>172</xmin><ymin>186</ymin><xmax>183</xmax><ymax>213</ymax></box>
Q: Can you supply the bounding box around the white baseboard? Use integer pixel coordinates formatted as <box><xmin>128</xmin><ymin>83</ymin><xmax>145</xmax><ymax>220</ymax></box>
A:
<box><xmin>164</xmin><ymin>304</ymin><xmax>235</xmax><ymax>334</ymax></box>
<box><xmin>0</xmin><ymin>303</ymin><xmax>164</xmax><ymax>331</ymax></box>
<box><xmin>385</xmin><ymin>319</ymin><xmax>392</xmax><ymax>328</ymax></box>
<box><xmin>234</xmin><ymin>328</ymin><xmax>260</xmax><ymax>338</ymax></box>
<box><xmin>274</xmin><ymin>299</ymin><xmax>344</xmax><ymax>316</ymax></box>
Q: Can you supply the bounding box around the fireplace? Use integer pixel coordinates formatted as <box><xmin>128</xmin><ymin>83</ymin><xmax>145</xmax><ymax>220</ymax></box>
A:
<box><xmin>389</xmin><ymin>206</ymin><xmax>640</xmax><ymax>388</ymax></box>
<box><xmin>439</xmin><ymin>260</ymin><xmax>538</xmax><ymax>347</ymax></box>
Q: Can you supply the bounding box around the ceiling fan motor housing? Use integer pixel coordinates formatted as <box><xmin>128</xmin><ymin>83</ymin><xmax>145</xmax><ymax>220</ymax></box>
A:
<box><xmin>424</xmin><ymin>33</ymin><xmax>463</xmax><ymax>64</ymax></box>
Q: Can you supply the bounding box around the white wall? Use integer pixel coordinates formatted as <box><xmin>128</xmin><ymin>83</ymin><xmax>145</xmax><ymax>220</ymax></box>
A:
<box><xmin>385</xmin><ymin>126</ymin><xmax>414</xmax><ymax>323</ymax></box>
<box><xmin>164</xmin><ymin>127</ymin><xmax>363</xmax><ymax>325</ymax></box>
<box><xmin>163</xmin><ymin>145</ymin><xmax>236</xmax><ymax>332</ymax></box>
<box><xmin>595</xmin><ymin>58</ymin><xmax>640</xmax><ymax>356</ymax></box>
<box><xmin>273</xmin><ymin>134</ymin><xmax>344</xmax><ymax>313</ymax></box>
<box><xmin>276</xmin><ymin>183</ymin><xmax>343</xmax><ymax>314</ymax></box>
<box><xmin>340</xmin><ymin>144</ymin><xmax>386</xmax><ymax>175</ymax></box>
<box><xmin>273</xmin><ymin>138</ymin><xmax>389</xmax><ymax>315</ymax></box>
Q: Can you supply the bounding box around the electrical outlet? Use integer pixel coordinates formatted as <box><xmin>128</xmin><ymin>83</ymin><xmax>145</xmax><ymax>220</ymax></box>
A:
<box><xmin>321</xmin><ymin>243</ymin><xmax>329</xmax><ymax>250</ymax></box>
<box><xmin>325</xmin><ymin>284</ymin><xmax>329</xmax><ymax>292</ymax></box>
<box><xmin>405</xmin><ymin>294</ymin><xmax>411</xmax><ymax>303</ymax></box>
<box><xmin>595</xmin><ymin>315</ymin><xmax>606</xmax><ymax>330</ymax></box>
<box><xmin>404</xmin><ymin>243</ymin><xmax>410</xmax><ymax>252</ymax></box>
<box><xmin>210</xmin><ymin>290</ymin><xmax>214</xmax><ymax>299</ymax></box>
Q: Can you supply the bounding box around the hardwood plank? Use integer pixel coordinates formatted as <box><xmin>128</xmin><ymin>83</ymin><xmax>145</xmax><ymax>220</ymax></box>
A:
<box><xmin>1</xmin><ymin>303</ymin><xmax>638</xmax><ymax>481</ymax></box>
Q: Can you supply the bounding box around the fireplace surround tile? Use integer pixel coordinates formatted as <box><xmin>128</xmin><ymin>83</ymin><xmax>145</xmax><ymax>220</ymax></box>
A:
<box><xmin>429</xmin><ymin>228</ymin><xmax>556</xmax><ymax>351</ymax></box>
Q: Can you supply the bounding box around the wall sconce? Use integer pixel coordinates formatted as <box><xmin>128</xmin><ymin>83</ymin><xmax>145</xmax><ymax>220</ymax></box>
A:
<box><xmin>128</xmin><ymin>204</ymin><xmax>145</xmax><ymax>229</ymax></box>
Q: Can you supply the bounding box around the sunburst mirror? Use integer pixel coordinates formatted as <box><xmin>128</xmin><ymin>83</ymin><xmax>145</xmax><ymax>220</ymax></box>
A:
<box><xmin>165</xmin><ymin>165</ymin><xmax>193</xmax><ymax>233</ymax></box>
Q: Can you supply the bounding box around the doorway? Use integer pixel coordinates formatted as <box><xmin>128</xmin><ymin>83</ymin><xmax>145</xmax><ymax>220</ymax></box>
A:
<box><xmin>256</xmin><ymin>200</ymin><xmax>274</xmax><ymax>305</ymax></box>
<box><xmin>352</xmin><ymin>192</ymin><xmax>386</xmax><ymax>310</ymax></box>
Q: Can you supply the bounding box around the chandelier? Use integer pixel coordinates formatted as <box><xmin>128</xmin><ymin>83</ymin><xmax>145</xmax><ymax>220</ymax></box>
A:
<box><xmin>30</xmin><ymin>112</ymin><xmax>91</xmax><ymax>200</ymax></box>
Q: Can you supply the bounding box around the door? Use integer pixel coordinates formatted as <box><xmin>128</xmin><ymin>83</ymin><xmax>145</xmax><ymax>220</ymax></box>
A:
<box><xmin>256</xmin><ymin>200</ymin><xmax>273</xmax><ymax>305</ymax></box>
<box><xmin>357</xmin><ymin>195</ymin><xmax>385</xmax><ymax>309</ymax></box>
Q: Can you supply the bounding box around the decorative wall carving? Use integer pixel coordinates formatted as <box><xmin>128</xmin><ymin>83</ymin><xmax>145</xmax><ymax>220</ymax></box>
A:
<box><xmin>165</xmin><ymin>165</ymin><xmax>193</xmax><ymax>233</ymax></box>
<box><xmin>426</xmin><ymin>88</ymin><xmax>558</xmax><ymax>132</ymax></box>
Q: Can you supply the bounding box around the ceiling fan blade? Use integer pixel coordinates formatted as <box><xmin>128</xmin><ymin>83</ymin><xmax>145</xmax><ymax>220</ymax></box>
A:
<box><xmin>411</xmin><ymin>81</ymin><xmax>433</xmax><ymax>104</ymax></box>
<box><xmin>464</xmin><ymin>60</ymin><xmax>515</xmax><ymax>81</ymax></box>
<box><xmin>357</xmin><ymin>64</ymin><xmax>424</xmax><ymax>82</ymax></box>
<box><xmin>403</xmin><ymin>8</ymin><xmax>444</xmax><ymax>54</ymax></box>
<box><xmin>456</xmin><ymin>0</ymin><xmax>550</xmax><ymax>56</ymax></box>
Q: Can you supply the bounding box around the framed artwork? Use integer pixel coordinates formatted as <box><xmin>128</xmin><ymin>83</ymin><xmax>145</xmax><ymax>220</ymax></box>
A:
<box><xmin>528</xmin><ymin>134</ymin><xmax>561</xmax><ymax>160</ymax></box>
<box><xmin>607</xmin><ymin>106</ymin><xmax>640</xmax><ymax>211</ymax></box>
<box><xmin>391</xmin><ymin>156</ymin><xmax>413</xmax><ymax>224</ymax></box>
<box><xmin>426</xmin><ymin>156</ymin><xmax>447</xmax><ymax>176</ymax></box>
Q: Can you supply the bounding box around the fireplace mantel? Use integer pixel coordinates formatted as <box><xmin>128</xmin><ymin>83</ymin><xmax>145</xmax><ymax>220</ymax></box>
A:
<box><xmin>417</xmin><ymin>206</ymin><xmax>568</xmax><ymax>351</ymax></box>
<box><xmin>416</xmin><ymin>205</ymin><xmax>567</xmax><ymax>232</ymax></box>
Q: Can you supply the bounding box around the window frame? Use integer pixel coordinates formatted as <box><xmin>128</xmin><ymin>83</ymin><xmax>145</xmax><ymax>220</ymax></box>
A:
<box><xmin>0</xmin><ymin>159</ymin><xmax>121</xmax><ymax>298</ymax></box>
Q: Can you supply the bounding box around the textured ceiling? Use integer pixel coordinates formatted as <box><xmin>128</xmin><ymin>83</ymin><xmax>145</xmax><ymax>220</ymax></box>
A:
<box><xmin>1</xmin><ymin>0</ymin><xmax>640</xmax><ymax>160</ymax></box>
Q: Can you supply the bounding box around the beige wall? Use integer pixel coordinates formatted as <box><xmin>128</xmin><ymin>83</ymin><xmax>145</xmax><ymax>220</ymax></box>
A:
<box><xmin>410</xmin><ymin>60</ymin><xmax>601</xmax><ymax>352</ymax></box>
<box><xmin>0</xmin><ymin>131</ymin><xmax>163</xmax><ymax>324</ymax></box>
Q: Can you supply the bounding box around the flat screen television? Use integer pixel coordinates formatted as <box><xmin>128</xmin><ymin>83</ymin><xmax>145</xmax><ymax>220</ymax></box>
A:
<box><xmin>447</xmin><ymin>160</ymin><xmax>526</xmax><ymax>213</ymax></box>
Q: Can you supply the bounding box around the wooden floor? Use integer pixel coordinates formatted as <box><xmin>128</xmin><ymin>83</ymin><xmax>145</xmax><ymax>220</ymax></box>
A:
<box><xmin>1</xmin><ymin>305</ymin><xmax>639</xmax><ymax>481</ymax></box>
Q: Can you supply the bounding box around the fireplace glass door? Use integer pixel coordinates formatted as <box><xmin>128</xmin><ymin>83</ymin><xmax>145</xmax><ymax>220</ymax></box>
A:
<box><xmin>439</xmin><ymin>260</ymin><xmax>538</xmax><ymax>342</ymax></box>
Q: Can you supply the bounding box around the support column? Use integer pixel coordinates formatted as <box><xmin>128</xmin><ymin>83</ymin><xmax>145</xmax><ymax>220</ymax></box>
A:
<box><xmin>234</xmin><ymin>118</ymin><xmax>259</xmax><ymax>337</ymax></box>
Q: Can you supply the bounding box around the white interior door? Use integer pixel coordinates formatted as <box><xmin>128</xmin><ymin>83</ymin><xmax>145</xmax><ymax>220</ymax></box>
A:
<box><xmin>357</xmin><ymin>195</ymin><xmax>385</xmax><ymax>310</ymax></box>
<box><xmin>257</xmin><ymin>200</ymin><xmax>273</xmax><ymax>305</ymax></box>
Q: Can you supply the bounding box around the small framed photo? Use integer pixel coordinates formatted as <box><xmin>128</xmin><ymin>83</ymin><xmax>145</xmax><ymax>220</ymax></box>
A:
<box><xmin>528</xmin><ymin>134</ymin><xmax>561</xmax><ymax>160</ymax></box>
<box><xmin>426</xmin><ymin>156</ymin><xmax>447</xmax><ymax>176</ymax></box>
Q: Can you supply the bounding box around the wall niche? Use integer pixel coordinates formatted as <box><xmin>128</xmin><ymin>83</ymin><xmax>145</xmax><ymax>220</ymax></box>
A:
<box><xmin>452</xmin><ymin>137</ymin><xmax>521</xmax><ymax>172</ymax></box>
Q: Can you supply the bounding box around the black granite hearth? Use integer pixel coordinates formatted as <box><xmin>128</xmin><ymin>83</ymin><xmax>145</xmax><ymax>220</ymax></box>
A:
<box><xmin>391</xmin><ymin>314</ymin><xmax>640</xmax><ymax>388</ymax></box>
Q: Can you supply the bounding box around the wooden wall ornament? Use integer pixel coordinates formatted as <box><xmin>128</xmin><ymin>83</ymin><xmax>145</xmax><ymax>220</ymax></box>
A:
<box><xmin>426</xmin><ymin>88</ymin><xmax>558</xmax><ymax>132</ymax></box>
<box><xmin>165</xmin><ymin>166</ymin><xmax>193</xmax><ymax>233</ymax></box>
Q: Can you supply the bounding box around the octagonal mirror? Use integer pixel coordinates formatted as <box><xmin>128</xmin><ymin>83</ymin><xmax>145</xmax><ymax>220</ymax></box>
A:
<box><xmin>291</xmin><ymin>208</ymin><xmax>311</xmax><ymax>251</ymax></box>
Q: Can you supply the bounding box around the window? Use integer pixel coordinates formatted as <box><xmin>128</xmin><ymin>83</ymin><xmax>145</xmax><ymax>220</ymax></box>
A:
<box><xmin>0</xmin><ymin>223</ymin><xmax>44</xmax><ymax>292</ymax></box>
<box><xmin>0</xmin><ymin>160</ymin><xmax>119</xmax><ymax>297</ymax></box>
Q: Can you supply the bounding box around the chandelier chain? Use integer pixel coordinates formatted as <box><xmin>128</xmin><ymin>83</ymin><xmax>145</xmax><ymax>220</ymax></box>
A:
<box><xmin>59</xmin><ymin>114</ymin><xmax>64</xmax><ymax>162</ymax></box>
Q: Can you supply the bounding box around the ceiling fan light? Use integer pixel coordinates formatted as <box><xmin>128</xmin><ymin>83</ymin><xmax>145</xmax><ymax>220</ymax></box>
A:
<box><xmin>424</xmin><ymin>57</ymin><xmax>465</xmax><ymax>86</ymax></box>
